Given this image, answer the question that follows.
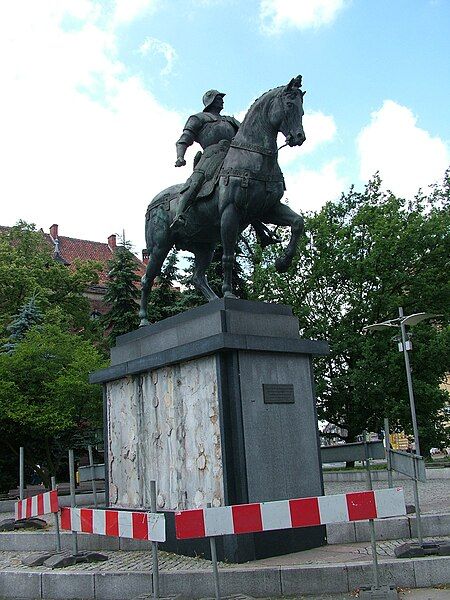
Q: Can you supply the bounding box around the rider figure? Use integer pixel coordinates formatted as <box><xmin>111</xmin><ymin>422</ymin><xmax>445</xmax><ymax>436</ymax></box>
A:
<box><xmin>172</xmin><ymin>90</ymin><xmax>280</xmax><ymax>247</ymax></box>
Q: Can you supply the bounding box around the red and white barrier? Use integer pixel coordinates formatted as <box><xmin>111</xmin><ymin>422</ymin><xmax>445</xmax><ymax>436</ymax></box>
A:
<box><xmin>175</xmin><ymin>487</ymin><xmax>406</xmax><ymax>539</ymax></box>
<box><xmin>15</xmin><ymin>490</ymin><xmax>59</xmax><ymax>520</ymax></box>
<box><xmin>61</xmin><ymin>507</ymin><xmax>166</xmax><ymax>543</ymax></box>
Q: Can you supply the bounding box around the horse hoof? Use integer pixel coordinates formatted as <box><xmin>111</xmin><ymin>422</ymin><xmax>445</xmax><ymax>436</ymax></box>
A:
<box><xmin>275</xmin><ymin>256</ymin><xmax>290</xmax><ymax>273</ymax></box>
<box><xmin>139</xmin><ymin>319</ymin><xmax>150</xmax><ymax>327</ymax></box>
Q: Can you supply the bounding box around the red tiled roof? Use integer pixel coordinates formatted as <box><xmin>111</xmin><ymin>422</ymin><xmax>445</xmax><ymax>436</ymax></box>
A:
<box><xmin>46</xmin><ymin>234</ymin><xmax>146</xmax><ymax>285</ymax></box>
<box><xmin>0</xmin><ymin>225</ymin><xmax>146</xmax><ymax>287</ymax></box>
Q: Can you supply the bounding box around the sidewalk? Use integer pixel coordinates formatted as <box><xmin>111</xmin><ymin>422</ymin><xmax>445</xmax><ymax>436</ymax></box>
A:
<box><xmin>0</xmin><ymin>536</ymin><xmax>448</xmax><ymax>599</ymax></box>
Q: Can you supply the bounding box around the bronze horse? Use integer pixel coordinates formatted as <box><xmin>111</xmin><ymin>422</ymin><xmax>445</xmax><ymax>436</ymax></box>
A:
<box><xmin>139</xmin><ymin>77</ymin><xmax>306</xmax><ymax>326</ymax></box>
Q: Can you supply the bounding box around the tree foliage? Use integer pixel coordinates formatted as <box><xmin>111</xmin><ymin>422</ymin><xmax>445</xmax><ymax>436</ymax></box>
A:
<box><xmin>250</xmin><ymin>172</ymin><xmax>450</xmax><ymax>454</ymax></box>
<box><xmin>102</xmin><ymin>239</ymin><xmax>140</xmax><ymax>345</ymax></box>
<box><xmin>2</xmin><ymin>293</ymin><xmax>43</xmax><ymax>354</ymax></box>
<box><xmin>0</xmin><ymin>324</ymin><xmax>106</xmax><ymax>487</ymax></box>
<box><xmin>0</xmin><ymin>222</ymin><xmax>102</xmax><ymax>337</ymax></box>
<box><xmin>146</xmin><ymin>250</ymin><xmax>185</xmax><ymax>322</ymax></box>
<box><xmin>0</xmin><ymin>222</ymin><xmax>106</xmax><ymax>490</ymax></box>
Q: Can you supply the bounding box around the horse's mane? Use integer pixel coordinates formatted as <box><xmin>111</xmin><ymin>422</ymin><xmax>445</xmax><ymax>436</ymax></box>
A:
<box><xmin>241</xmin><ymin>86</ymin><xmax>284</xmax><ymax>127</ymax></box>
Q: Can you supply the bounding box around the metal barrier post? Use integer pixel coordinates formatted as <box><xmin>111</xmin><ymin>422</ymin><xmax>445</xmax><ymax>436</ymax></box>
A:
<box><xmin>88</xmin><ymin>445</ymin><xmax>98</xmax><ymax>509</ymax></box>
<box><xmin>19</xmin><ymin>447</ymin><xmax>24</xmax><ymax>501</ymax></box>
<box><xmin>51</xmin><ymin>476</ymin><xmax>62</xmax><ymax>552</ymax></box>
<box><xmin>150</xmin><ymin>480</ymin><xmax>160</xmax><ymax>599</ymax></box>
<box><xmin>363</xmin><ymin>431</ymin><xmax>380</xmax><ymax>590</ymax></box>
<box><xmin>412</xmin><ymin>457</ymin><xmax>423</xmax><ymax>545</ymax></box>
<box><xmin>207</xmin><ymin>502</ymin><xmax>221</xmax><ymax>600</ymax></box>
<box><xmin>68</xmin><ymin>450</ymin><xmax>79</xmax><ymax>555</ymax></box>
<box><xmin>384</xmin><ymin>418</ymin><xmax>393</xmax><ymax>488</ymax></box>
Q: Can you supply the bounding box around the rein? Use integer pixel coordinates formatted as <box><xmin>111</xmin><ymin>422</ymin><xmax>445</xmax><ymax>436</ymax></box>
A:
<box><xmin>230</xmin><ymin>140</ymin><xmax>277</xmax><ymax>156</ymax></box>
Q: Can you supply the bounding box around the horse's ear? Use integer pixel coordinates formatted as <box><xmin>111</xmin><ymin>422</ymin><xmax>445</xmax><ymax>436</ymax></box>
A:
<box><xmin>302</xmin><ymin>90</ymin><xmax>306</xmax><ymax>98</ymax></box>
<box><xmin>286</xmin><ymin>77</ymin><xmax>296</xmax><ymax>91</ymax></box>
<box><xmin>287</xmin><ymin>75</ymin><xmax>302</xmax><ymax>91</ymax></box>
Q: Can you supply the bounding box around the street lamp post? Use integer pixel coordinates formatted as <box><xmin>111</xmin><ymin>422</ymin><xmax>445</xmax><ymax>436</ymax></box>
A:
<box><xmin>363</xmin><ymin>308</ymin><xmax>439</xmax><ymax>456</ymax></box>
<box><xmin>398</xmin><ymin>307</ymin><xmax>420</xmax><ymax>456</ymax></box>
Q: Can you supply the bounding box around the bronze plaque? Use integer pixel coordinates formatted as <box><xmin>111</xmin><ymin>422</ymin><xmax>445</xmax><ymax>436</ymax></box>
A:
<box><xmin>263</xmin><ymin>384</ymin><xmax>295</xmax><ymax>404</ymax></box>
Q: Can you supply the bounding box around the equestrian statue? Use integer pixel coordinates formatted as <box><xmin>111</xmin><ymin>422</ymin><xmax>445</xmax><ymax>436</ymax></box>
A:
<box><xmin>139</xmin><ymin>76</ymin><xmax>306</xmax><ymax>327</ymax></box>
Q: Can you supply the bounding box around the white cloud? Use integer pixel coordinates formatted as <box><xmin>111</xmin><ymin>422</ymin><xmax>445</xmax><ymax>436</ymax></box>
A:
<box><xmin>283</xmin><ymin>159</ymin><xmax>347</xmax><ymax>214</ymax></box>
<box><xmin>357</xmin><ymin>100</ymin><xmax>449</xmax><ymax>197</ymax></box>
<box><xmin>260</xmin><ymin>0</ymin><xmax>347</xmax><ymax>35</ymax></box>
<box><xmin>139</xmin><ymin>37</ymin><xmax>178</xmax><ymax>75</ymax></box>
<box><xmin>113</xmin><ymin>0</ymin><xmax>159</xmax><ymax>25</ymax></box>
<box><xmin>278</xmin><ymin>110</ymin><xmax>337</xmax><ymax>167</ymax></box>
<box><xmin>0</xmin><ymin>1</ymin><xmax>184</xmax><ymax>252</ymax></box>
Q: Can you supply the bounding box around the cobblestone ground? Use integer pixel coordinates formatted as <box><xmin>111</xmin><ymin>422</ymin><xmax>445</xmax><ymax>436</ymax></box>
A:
<box><xmin>324</xmin><ymin>477</ymin><xmax>450</xmax><ymax>514</ymax></box>
<box><xmin>1</xmin><ymin>593</ymin><xmax>449</xmax><ymax>600</ymax></box>
<box><xmin>0</xmin><ymin>537</ymin><xmax>448</xmax><ymax>573</ymax></box>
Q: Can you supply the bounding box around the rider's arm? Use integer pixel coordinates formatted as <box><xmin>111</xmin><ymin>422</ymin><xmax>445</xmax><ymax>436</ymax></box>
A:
<box><xmin>175</xmin><ymin>115</ymin><xmax>202</xmax><ymax>166</ymax></box>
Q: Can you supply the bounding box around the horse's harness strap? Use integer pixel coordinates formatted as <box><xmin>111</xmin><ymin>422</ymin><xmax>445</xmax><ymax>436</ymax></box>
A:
<box><xmin>230</xmin><ymin>140</ymin><xmax>277</xmax><ymax>157</ymax></box>
<box><xmin>220</xmin><ymin>167</ymin><xmax>284</xmax><ymax>188</ymax></box>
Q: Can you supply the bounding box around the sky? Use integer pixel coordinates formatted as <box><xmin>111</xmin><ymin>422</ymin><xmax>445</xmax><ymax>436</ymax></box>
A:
<box><xmin>1</xmin><ymin>0</ymin><xmax>449</xmax><ymax>255</ymax></box>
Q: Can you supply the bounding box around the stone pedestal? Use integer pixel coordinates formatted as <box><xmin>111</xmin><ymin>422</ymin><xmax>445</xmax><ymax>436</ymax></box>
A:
<box><xmin>90</xmin><ymin>298</ymin><xmax>329</xmax><ymax>562</ymax></box>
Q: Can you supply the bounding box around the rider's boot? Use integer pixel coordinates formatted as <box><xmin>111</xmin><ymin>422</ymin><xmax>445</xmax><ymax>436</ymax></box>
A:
<box><xmin>171</xmin><ymin>173</ymin><xmax>204</xmax><ymax>230</ymax></box>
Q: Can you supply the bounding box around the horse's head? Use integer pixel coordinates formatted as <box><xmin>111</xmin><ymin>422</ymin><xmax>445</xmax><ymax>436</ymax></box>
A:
<box><xmin>271</xmin><ymin>75</ymin><xmax>306</xmax><ymax>147</ymax></box>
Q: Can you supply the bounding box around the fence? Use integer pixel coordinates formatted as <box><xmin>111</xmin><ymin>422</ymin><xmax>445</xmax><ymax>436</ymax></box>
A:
<box><xmin>60</xmin><ymin>506</ymin><xmax>165</xmax><ymax>542</ymax></box>
<box><xmin>15</xmin><ymin>490</ymin><xmax>58</xmax><ymax>521</ymax></box>
<box><xmin>11</xmin><ymin>446</ymin><xmax>413</xmax><ymax>599</ymax></box>
<box><xmin>175</xmin><ymin>488</ymin><xmax>406</xmax><ymax>539</ymax></box>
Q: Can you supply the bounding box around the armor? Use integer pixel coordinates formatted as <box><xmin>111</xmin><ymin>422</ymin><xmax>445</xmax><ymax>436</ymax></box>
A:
<box><xmin>176</xmin><ymin>112</ymin><xmax>239</xmax><ymax>153</ymax></box>
<box><xmin>172</xmin><ymin>109</ymin><xmax>240</xmax><ymax>225</ymax></box>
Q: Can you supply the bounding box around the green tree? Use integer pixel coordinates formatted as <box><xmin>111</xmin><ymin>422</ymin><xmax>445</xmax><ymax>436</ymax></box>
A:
<box><xmin>102</xmin><ymin>239</ymin><xmax>140</xmax><ymax>344</ymax></box>
<box><xmin>251</xmin><ymin>173</ymin><xmax>450</xmax><ymax>454</ymax></box>
<box><xmin>146</xmin><ymin>250</ymin><xmax>184</xmax><ymax>322</ymax></box>
<box><xmin>2</xmin><ymin>293</ymin><xmax>43</xmax><ymax>354</ymax></box>
<box><xmin>0</xmin><ymin>323</ymin><xmax>106</xmax><ymax>487</ymax></box>
<box><xmin>0</xmin><ymin>222</ymin><xmax>102</xmax><ymax>337</ymax></box>
<box><xmin>0</xmin><ymin>222</ymin><xmax>106</xmax><ymax>490</ymax></box>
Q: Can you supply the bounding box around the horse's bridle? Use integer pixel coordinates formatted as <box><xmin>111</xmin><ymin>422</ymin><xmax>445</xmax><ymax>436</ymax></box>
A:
<box><xmin>230</xmin><ymin>88</ymin><xmax>302</xmax><ymax>156</ymax></box>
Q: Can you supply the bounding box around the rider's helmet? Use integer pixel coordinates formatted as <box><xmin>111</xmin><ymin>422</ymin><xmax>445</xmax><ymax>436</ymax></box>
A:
<box><xmin>202</xmin><ymin>90</ymin><xmax>225</xmax><ymax>111</ymax></box>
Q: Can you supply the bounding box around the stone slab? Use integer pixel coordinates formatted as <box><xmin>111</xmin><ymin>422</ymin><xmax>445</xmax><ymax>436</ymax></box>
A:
<box><xmin>347</xmin><ymin>560</ymin><xmax>416</xmax><ymax>590</ymax></box>
<box><xmin>159</xmin><ymin>570</ymin><xmax>217</xmax><ymax>599</ymax></box>
<box><xmin>0</xmin><ymin>531</ymin><xmax>119</xmax><ymax>552</ymax></box>
<box><xmin>0</xmin><ymin>571</ymin><xmax>41</xmax><ymax>599</ymax></box>
<box><xmin>355</xmin><ymin>518</ymin><xmax>410</xmax><ymax>542</ymax></box>
<box><xmin>326</xmin><ymin>521</ymin><xmax>357</xmax><ymax>544</ymax></box>
<box><xmin>413</xmin><ymin>556</ymin><xmax>450</xmax><ymax>587</ymax></box>
<box><xmin>42</xmin><ymin>572</ymin><xmax>95</xmax><ymax>599</ymax></box>
<box><xmin>412</xmin><ymin>513</ymin><xmax>450</xmax><ymax>537</ymax></box>
<box><xmin>94</xmin><ymin>572</ymin><xmax>153</xmax><ymax>600</ymax></box>
<box><xmin>281</xmin><ymin>563</ymin><xmax>349</xmax><ymax>595</ymax></box>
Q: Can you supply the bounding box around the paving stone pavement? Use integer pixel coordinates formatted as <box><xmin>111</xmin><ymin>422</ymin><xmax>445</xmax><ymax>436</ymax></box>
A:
<box><xmin>0</xmin><ymin>537</ymin><xmax>448</xmax><ymax>573</ymax></box>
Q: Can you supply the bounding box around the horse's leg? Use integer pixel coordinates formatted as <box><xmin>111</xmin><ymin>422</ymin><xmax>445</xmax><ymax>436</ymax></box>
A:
<box><xmin>191</xmin><ymin>244</ymin><xmax>219</xmax><ymax>301</ymax></box>
<box><xmin>220</xmin><ymin>203</ymin><xmax>240</xmax><ymax>298</ymax></box>
<box><xmin>265</xmin><ymin>203</ymin><xmax>305</xmax><ymax>273</ymax></box>
<box><xmin>139</xmin><ymin>241</ymin><xmax>172</xmax><ymax>327</ymax></box>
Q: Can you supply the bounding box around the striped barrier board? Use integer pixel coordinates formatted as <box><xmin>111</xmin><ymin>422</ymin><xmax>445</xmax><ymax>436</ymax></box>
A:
<box><xmin>61</xmin><ymin>507</ymin><xmax>166</xmax><ymax>542</ymax></box>
<box><xmin>175</xmin><ymin>487</ymin><xmax>406</xmax><ymax>539</ymax></box>
<box><xmin>15</xmin><ymin>490</ymin><xmax>59</xmax><ymax>520</ymax></box>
